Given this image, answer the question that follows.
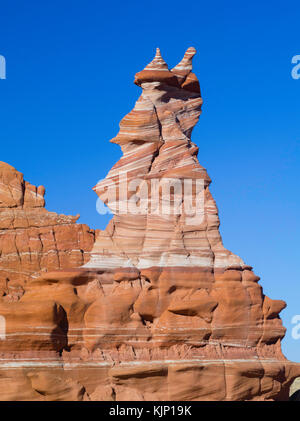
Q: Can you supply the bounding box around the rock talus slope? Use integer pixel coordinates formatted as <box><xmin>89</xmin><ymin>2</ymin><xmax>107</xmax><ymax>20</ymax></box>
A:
<box><xmin>0</xmin><ymin>48</ymin><xmax>298</xmax><ymax>400</ymax></box>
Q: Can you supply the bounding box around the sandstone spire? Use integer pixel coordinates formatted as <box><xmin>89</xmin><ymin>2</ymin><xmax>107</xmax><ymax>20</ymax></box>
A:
<box><xmin>87</xmin><ymin>46</ymin><xmax>238</xmax><ymax>270</ymax></box>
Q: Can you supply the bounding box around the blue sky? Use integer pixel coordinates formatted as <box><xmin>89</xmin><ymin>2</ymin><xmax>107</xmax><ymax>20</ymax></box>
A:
<box><xmin>0</xmin><ymin>0</ymin><xmax>299</xmax><ymax>361</ymax></box>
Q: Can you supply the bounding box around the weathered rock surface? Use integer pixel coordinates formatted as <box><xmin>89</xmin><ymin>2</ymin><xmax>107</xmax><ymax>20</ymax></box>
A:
<box><xmin>0</xmin><ymin>49</ymin><xmax>298</xmax><ymax>401</ymax></box>
<box><xmin>0</xmin><ymin>161</ymin><xmax>95</xmax><ymax>295</ymax></box>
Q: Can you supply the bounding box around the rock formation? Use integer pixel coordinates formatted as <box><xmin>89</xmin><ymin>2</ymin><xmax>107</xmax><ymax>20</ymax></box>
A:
<box><xmin>0</xmin><ymin>48</ymin><xmax>298</xmax><ymax>401</ymax></box>
<box><xmin>0</xmin><ymin>161</ymin><xmax>95</xmax><ymax>297</ymax></box>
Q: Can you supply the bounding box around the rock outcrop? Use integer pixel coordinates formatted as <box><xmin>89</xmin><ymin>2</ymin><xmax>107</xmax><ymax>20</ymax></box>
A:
<box><xmin>0</xmin><ymin>49</ymin><xmax>298</xmax><ymax>401</ymax></box>
<box><xmin>0</xmin><ymin>161</ymin><xmax>95</xmax><ymax>297</ymax></box>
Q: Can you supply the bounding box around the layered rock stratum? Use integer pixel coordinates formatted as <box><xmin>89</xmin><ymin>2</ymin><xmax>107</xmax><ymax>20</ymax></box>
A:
<box><xmin>0</xmin><ymin>48</ymin><xmax>298</xmax><ymax>401</ymax></box>
<box><xmin>0</xmin><ymin>162</ymin><xmax>95</xmax><ymax>293</ymax></box>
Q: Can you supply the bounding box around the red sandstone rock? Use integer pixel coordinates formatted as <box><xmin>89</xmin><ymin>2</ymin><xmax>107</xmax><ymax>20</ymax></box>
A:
<box><xmin>0</xmin><ymin>162</ymin><xmax>95</xmax><ymax>296</ymax></box>
<box><xmin>0</xmin><ymin>49</ymin><xmax>298</xmax><ymax>401</ymax></box>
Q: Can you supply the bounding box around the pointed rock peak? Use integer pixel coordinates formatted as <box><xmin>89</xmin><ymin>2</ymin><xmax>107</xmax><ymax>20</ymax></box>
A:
<box><xmin>184</xmin><ymin>46</ymin><xmax>197</xmax><ymax>60</ymax></box>
<box><xmin>134</xmin><ymin>48</ymin><xmax>179</xmax><ymax>87</ymax></box>
<box><xmin>144</xmin><ymin>48</ymin><xmax>169</xmax><ymax>71</ymax></box>
<box><xmin>172</xmin><ymin>47</ymin><xmax>197</xmax><ymax>77</ymax></box>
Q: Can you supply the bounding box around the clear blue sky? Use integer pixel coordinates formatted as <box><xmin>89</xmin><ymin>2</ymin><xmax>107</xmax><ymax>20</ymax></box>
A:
<box><xmin>1</xmin><ymin>0</ymin><xmax>299</xmax><ymax>361</ymax></box>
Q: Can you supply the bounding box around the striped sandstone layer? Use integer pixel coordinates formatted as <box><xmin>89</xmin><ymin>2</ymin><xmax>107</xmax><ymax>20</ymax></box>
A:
<box><xmin>0</xmin><ymin>49</ymin><xmax>298</xmax><ymax>401</ymax></box>
<box><xmin>86</xmin><ymin>48</ymin><xmax>246</xmax><ymax>270</ymax></box>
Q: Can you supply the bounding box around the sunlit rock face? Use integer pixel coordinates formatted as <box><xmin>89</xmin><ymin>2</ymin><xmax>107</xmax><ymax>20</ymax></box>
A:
<box><xmin>86</xmin><ymin>47</ymin><xmax>244</xmax><ymax>271</ymax></box>
<box><xmin>0</xmin><ymin>49</ymin><xmax>298</xmax><ymax>401</ymax></box>
<box><xmin>0</xmin><ymin>161</ymin><xmax>95</xmax><ymax>293</ymax></box>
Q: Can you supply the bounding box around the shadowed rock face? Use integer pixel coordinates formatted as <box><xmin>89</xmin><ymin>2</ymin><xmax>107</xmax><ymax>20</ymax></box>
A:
<box><xmin>0</xmin><ymin>49</ymin><xmax>298</xmax><ymax>401</ymax></box>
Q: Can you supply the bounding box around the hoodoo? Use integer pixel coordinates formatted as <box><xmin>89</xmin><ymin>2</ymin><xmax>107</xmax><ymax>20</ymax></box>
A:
<box><xmin>0</xmin><ymin>49</ymin><xmax>298</xmax><ymax>400</ymax></box>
